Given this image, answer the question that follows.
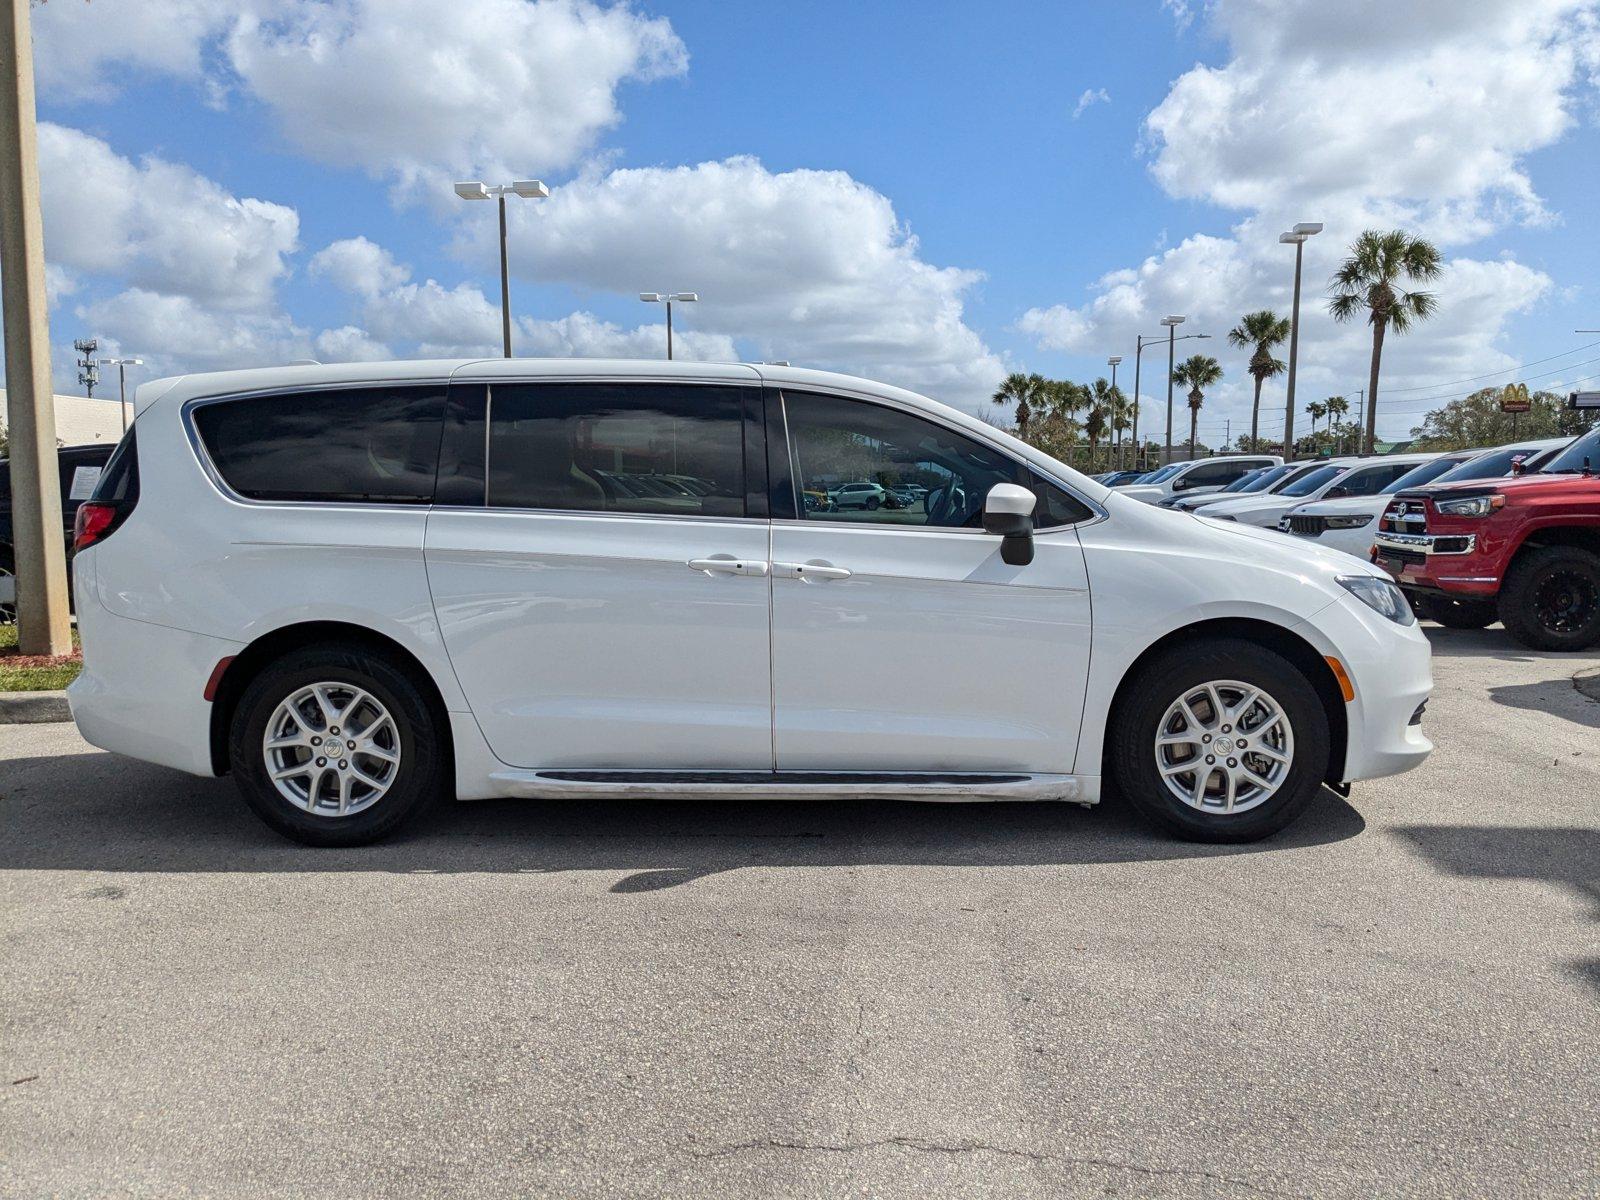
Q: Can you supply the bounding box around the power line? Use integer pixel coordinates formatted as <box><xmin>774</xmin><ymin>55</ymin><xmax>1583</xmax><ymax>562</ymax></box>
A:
<box><xmin>1377</xmin><ymin>338</ymin><xmax>1600</xmax><ymax>393</ymax></box>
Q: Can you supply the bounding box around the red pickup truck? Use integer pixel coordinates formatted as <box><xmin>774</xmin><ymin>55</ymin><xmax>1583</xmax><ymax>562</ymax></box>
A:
<box><xmin>1371</xmin><ymin>426</ymin><xmax>1600</xmax><ymax>650</ymax></box>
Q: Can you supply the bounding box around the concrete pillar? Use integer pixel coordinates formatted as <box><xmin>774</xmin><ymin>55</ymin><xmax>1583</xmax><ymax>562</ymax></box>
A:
<box><xmin>0</xmin><ymin>0</ymin><xmax>72</xmax><ymax>655</ymax></box>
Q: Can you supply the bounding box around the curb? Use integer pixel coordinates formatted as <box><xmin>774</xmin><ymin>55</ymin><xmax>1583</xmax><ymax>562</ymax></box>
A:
<box><xmin>0</xmin><ymin>690</ymin><xmax>72</xmax><ymax>724</ymax></box>
<box><xmin>1576</xmin><ymin>668</ymin><xmax>1600</xmax><ymax>704</ymax></box>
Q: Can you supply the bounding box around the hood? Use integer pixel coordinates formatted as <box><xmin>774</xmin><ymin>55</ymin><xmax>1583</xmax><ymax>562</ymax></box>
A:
<box><xmin>1114</xmin><ymin>485</ymin><xmax>1165</xmax><ymax>502</ymax></box>
<box><xmin>1192</xmin><ymin>494</ymin><xmax>1286</xmax><ymax>518</ymax></box>
<box><xmin>1289</xmin><ymin>494</ymin><xmax>1389</xmax><ymax>517</ymax></box>
<box><xmin>1193</xmin><ymin>508</ymin><xmax>1384</xmax><ymax>579</ymax></box>
<box><xmin>1400</xmin><ymin>472</ymin><xmax>1599</xmax><ymax>502</ymax></box>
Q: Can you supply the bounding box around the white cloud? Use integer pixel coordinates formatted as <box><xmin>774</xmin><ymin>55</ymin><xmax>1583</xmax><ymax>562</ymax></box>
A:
<box><xmin>487</xmin><ymin>157</ymin><xmax>1005</xmax><ymax>409</ymax></box>
<box><xmin>74</xmin><ymin>288</ymin><xmax>312</xmax><ymax>378</ymax></box>
<box><xmin>38</xmin><ymin>123</ymin><xmax>299</xmax><ymax>312</ymax></box>
<box><xmin>314</xmin><ymin>325</ymin><xmax>393</xmax><ymax>363</ymax></box>
<box><xmin>309</xmin><ymin>237</ymin><xmax>412</xmax><ymax>296</ymax></box>
<box><xmin>1073</xmin><ymin>88</ymin><xmax>1110</xmax><ymax>119</ymax></box>
<box><xmin>1021</xmin><ymin>0</ymin><xmax>1596</xmax><ymax>440</ymax></box>
<box><xmin>31</xmin><ymin>0</ymin><xmax>240</xmax><ymax>102</ymax></box>
<box><xmin>226</xmin><ymin>0</ymin><xmax>687</xmax><ymax>192</ymax></box>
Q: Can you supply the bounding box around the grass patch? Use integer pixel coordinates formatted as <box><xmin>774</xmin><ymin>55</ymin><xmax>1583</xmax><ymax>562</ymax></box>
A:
<box><xmin>0</xmin><ymin>623</ymin><xmax>83</xmax><ymax>691</ymax></box>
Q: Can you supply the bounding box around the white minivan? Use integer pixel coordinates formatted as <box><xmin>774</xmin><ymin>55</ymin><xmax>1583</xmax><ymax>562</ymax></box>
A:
<box><xmin>68</xmin><ymin>360</ymin><xmax>1432</xmax><ymax>847</ymax></box>
<box><xmin>1113</xmin><ymin>454</ymin><xmax>1283</xmax><ymax>505</ymax></box>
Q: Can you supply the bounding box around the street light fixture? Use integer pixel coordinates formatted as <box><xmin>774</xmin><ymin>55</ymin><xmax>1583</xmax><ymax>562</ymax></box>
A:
<box><xmin>98</xmin><ymin>356</ymin><xmax>142</xmax><ymax>434</ymax></box>
<box><xmin>453</xmin><ymin>178</ymin><xmax>549</xmax><ymax>358</ymax></box>
<box><xmin>1130</xmin><ymin>329</ymin><xmax>1209</xmax><ymax>471</ymax></box>
<box><xmin>639</xmin><ymin>292</ymin><xmax>698</xmax><ymax>360</ymax></box>
<box><xmin>1160</xmin><ymin>316</ymin><xmax>1185</xmax><ymax>463</ymax></box>
<box><xmin>1279</xmin><ymin>221</ymin><xmax>1322</xmax><ymax>457</ymax></box>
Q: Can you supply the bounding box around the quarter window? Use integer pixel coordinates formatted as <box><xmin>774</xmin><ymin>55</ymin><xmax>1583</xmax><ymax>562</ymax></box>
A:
<box><xmin>782</xmin><ymin>391</ymin><xmax>1089</xmax><ymax>528</ymax></box>
<box><xmin>192</xmin><ymin>385</ymin><xmax>447</xmax><ymax>503</ymax></box>
<box><xmin>486</xmin><ymin>382</ymin><xmax>745</xmax><ymax>517</ymax></box>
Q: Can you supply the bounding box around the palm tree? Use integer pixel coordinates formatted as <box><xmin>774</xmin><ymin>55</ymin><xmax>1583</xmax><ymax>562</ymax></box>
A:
<box><xmin>1306</xmin><ymin>398</ymin><xmax>1327</xmax><ymax>444</ymax></box>
<box><xmin>1329</xmin><ymin>230</ymin><xmax>1442</xmax><ymax>454</ymax></box>
<box><xmin>1324</xmin><ymin>394</ymin><xmax>1349</xmax><ymax>452</ymax></box>
<box><xmin>1107</xmin><ymin>386</ymin><xmax>1133</xmax><ymax>468</ymax></box>
<box><xmin>991</xmin><ymin>371</ymin><xmax>1045</xmax><ymax>434</ymax></box>
<box><xmin>1171</xmin><ymin>355</ymin><xmax>1222</xmax><ymax>462</ymax></box>
<box><xmin>1084</xmin><ymin>377</ymin><xmax>1120</xmax><ymax>467</ymax></box>
<box><xmin>1225</xmin><ymin>309</ymin><xmax>1290</xmax><ymax>448</ymax></box>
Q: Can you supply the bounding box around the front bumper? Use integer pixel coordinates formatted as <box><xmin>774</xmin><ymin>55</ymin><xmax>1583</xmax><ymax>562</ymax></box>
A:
<box><xmin>1371</xmin><ymin>531</ymin><xmax>1498</xmax><ymax>598</ymax></box>
<box><xmin>1293</xmin><ymin>594</ymin><xmax>1433</xmax><ymax>783</ymax></box>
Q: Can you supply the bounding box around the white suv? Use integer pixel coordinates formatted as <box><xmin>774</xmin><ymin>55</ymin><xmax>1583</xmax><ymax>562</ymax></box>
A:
<box><xmin>1201</xmin><ymin>454</ymin><xmax>1437</xmax><ymax>529</ymax></box>
<box><xmin>68</xmin><ymin>360</ymin><xmax>1431</xmax><ymax>846</ymax></box>
<box><xmin>1115</xmin><ymin>455</ymin><xmax>1283</xmax><ymax>505</ymax></box>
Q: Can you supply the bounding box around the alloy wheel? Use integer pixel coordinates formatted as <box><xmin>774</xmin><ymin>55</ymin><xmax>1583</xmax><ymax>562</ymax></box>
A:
<box><xmin>1533</xmin><ymin>569</ymin><xmax>1598</xmax><ymax>635</ymax></box>
<box><xmin>262</xmin><ymin>682</ymin><xmax>402</xmax><ymax>817</ymax></box>
<box><xmin>1153</xmin><ymin>679</ymin><xmax>1295</xmax><ymax>815</ymax></box>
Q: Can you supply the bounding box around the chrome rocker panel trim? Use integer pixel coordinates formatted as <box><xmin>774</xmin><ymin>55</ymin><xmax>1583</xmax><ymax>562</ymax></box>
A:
<box><xmin>481</xmin><ymin>769</ymin><xmax>1099</xmax><ymax>804</ymax></box>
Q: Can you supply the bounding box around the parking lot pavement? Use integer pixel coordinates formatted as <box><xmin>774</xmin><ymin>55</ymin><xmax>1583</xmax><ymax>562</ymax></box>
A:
<box><xmin>2</xmin><ymin>629</ymin><xmax>1597</xmax><ymax>1199</ymax></box>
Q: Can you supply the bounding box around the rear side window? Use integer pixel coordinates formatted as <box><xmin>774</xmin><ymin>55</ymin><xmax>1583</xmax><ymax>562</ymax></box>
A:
<box><xmin>91</xmin><ymin>429</ymin><xmax>139</xmax><ymax>504</ymax></box>
<box><xmin>486</xmin><ymin>382</ymin><xmax>746</xmax><ymax>517</ymax></box>
<box><xmin>192</xmin><ymin>385</ymin><xmax>446</xmax><ymax>503</ymax></box>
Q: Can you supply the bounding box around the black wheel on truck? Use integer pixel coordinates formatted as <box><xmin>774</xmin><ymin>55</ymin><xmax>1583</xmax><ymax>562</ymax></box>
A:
<box><xmin>1498</xmin><ymin>545</ymin><xmax>1600</xmax><ymax>651</ymax></box>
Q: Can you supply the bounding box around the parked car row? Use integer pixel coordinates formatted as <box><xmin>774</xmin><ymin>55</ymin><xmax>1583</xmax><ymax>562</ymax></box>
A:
<box><xmin>0</xmin><ymin>442</ymin><xmax>117</xmax><ymax>623</ymax></box>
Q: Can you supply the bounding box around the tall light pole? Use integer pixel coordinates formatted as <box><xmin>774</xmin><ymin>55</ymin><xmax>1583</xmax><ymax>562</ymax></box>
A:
<box><xmin>1161</xmin><ymin>316</ymin><xmax>1184</xmax><ymax>463</ymax></box>
<box><xmin>1</xmin><ymin>0</ymin><xmax>72</xmax><ymax>654</ymax></box>
<box><xmin>1131</xmin><ymin>329</ymin><xmax>1209</xmax><ymax>472</ymax></box>
<box><xmin>1279</xmin><ymin>222</ymin><xmax>1322</xmax><ymax>458</ymax></box>
<box><xmin>454</xmin><ymin>179</ymin><xmax>549</xmax><ymax>357</ymax></box>
<box><xmin>1107</xmin><ymin>355</ymin><xmax>1122</xmax><ymax>468</ymax></box>
<box><xmin>639</xmin><ymin>292</ymin><xmax>697</xmax><ymax>360</ymax></box>
<box><xmin>99</xmin><ymin>356</ymin><xmax>142</xmax><ymax>434</ymax></box>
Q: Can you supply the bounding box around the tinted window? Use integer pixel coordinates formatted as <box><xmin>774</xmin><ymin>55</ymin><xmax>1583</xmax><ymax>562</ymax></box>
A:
<box><xmin>91</xmin><ymin>429</ymin><xmax>138</xmax><ymax>504</ymax></box>
<box><xmin>1432</xmin><ymin>444</ymin><xmax>1545</xmax><ymax>483</ymax></box>
<box><xmin>1334</xmin><ymin>463</ymin><xmax>1413</xmax><ymax>496</ymax></box>
<box><xmin>1382</xmin><ymin>457</ymin><xmax>1462</xmax><ymax>493</ymax></box>
<box><xmin>1279</xmin><ymin>464</ymin><xmax>1343</xmax><ymax>497</ymax></box>
<box><xmin>1240</xmin><ymin>464</ymin><xmax>1294</xmax><ymax>493</ymax></box>
<box><xmin>194</xmin><ymin>385</ymin><xmax>446</xmax><ymax>503</ymax></box>
<box><xmin>1184</xmin><ymin>460</ymin><xmax>1257</xmax><ymax>487</ymax></box>
<box><xmin>487</xmin><ymin>382</ymin><xmax>744</xmax><ymax>517</ymax></box>
<box><xmin>783</xmin><ymin>391</ymin><xmax>1089</xmax><ymax>529</ymax></box>
<box><xmin>1539</xmin><ymin>428</ymin><xmax>1598</xmax><ymax>474</ymax></box>
<box><xmin>1139</xmin><ymin>463</ymin><xmax>1183</xmax><ymax>484</ymax></box>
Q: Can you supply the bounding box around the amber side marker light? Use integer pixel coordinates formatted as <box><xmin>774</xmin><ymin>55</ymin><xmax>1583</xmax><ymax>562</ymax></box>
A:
<box><xmin>1325</xmin><ymin>656</ymin><xmax>1356</xmax><ymax>703</ymax></box>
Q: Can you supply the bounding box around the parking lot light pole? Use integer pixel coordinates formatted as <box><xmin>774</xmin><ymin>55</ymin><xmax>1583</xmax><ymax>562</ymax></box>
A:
<box><xmin>1160</xmin><ymin>316</ymin><xmax>1185</xmax><ymax>463</ymax></box>
<box><xmin>639</xmin><ymin>292</ymin><xmax>697</xmax><ymax>360</ymax></box>
<box><xmin>1279</xmin><ymin>222</ymin><xmax>1322</xmax><ymax>458</ymax></box>
<box><xmin>99</xmin><ymin>356</ymin><xmax>142</xmax><ymax>434</ymax></box>
<box><xmin>453</xmin><ymin>179</ymin><xmax>550</xmax><ymax>357</ymax></box>
<box><xmin>1131</xmin><ymin>330</ymin><xmax>1209</xmax><ymax>472</ymax></box>
<box><xmin>1107</xmin><ymin>356</ymin><xmax>1122</xmax><ymax>468</ymax></box>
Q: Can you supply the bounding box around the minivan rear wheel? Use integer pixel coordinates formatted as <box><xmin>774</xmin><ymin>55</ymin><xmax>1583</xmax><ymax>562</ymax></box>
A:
<box><xmin>1110</xmin><ymin>638</ymin><xmax>1330</xmax><ymax>843</ymax></box>
<box><xmin>230</xmin><ymin>644</ymin><xmax>443</xmax><ymax>846</ymax></box>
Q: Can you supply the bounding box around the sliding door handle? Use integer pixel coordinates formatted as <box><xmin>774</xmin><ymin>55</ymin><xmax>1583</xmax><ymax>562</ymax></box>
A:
<box><xmin>773</xmin><ymin>560</ymin><xmax>852</xmax><ymax>582</ymax></box>
<box><xmin>688</xmin><ymin>556</ymin><xmax>769</xmax><ymax>577</ymax></box>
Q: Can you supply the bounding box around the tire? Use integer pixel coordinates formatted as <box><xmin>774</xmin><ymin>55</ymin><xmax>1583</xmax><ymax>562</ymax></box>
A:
<box><xmin>865</xmin><ymin>497</ymin><xmax>881</xmax><ymax>511</ymax></box>
<box><xmin>1497</xmin><ymin>545</ymin><xmax>1600</xmax><ymax>651</ymax></box>
<box><xmin>1109</xmin><ymin>637</ymin><xmax>1331</xmax><ymax>843</ymax></box>
<box><xmin>1422</xmin><ymin>596</ymin><xmax>1497</xmax><ymax>630</ymax></box>
<box><xmin>229</xmin><ymin>643</ymin><xmax>445</xmax><ymax>846</ymax></box>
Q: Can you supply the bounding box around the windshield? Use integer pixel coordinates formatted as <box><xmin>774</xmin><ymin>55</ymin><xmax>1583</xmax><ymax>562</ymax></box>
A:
<box><xmin>1278</xmin><ymin>464</ymin><xmax>1344</xmax><ymax>497</ymax></box>
<box><xmin>1382</xmin><ymin>457</ymin><xmax>1464</xmax><ymax>494</ymax></box>
<box><xmin>1432</xmin><ymin>444</ymin><xmax>1548</xmax><ymax>484</ymax></box>
<box><xmin>1266</xmin><ymin>463</ymin><xmax>1325</xmax><ymax>493</ymax></box>
<box><xmin>1138</xmin><ymin>463</ymin><xmax>1183</xmax><ymax>484</ymax></box>
<box><xmin>1239</xmin><ymin>463</ymin><xmax>1294</xmax><ymax>493</ymax></box>
<box><xmin>1538</xmin><ymin>427</ymin><xmax>1599</xmax><ymax>474</ymax></box>
<box><xmin>1218</xmin><ymin>468</ymin><xmax>1265</xmax><ymax>494</ymax></box>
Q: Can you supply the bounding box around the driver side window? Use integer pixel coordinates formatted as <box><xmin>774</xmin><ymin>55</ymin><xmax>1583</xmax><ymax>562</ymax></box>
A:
<box><xmin>781</xmin><ymin>390</ymin><xmax>1088</xmax><ymax>529</ymax></box>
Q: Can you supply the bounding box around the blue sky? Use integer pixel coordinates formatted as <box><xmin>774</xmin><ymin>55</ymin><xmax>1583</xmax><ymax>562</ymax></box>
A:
<box><xmin>24</xmin><ymin>0</ymin><xmax>1600</xmax><ymax>444</ymax></box>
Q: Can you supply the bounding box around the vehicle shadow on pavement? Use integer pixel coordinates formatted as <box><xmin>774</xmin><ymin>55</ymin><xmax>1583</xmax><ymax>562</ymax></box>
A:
<box><xmin>0</xmin><ymin>752</ymin><xmax>1365</xmax><ymax>887</ymax></box>
<box><xmin>1486</xmin><ymin>677</ymin><xmax>1600</xmax><ymax>730</ymax></box>
<box><xmin>1394</xmin><ymin>824</ymin><xmax>1600</xmax><ymax>995</ymax></box>
<box><xmin>1421</xmin><ymin>625</ymin><xmax>1555</xmax><ymax>663</ymax></box>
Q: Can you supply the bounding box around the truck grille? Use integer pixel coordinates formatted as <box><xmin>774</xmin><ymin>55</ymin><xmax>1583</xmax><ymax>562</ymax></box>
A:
<box><xmin>1380</xmin><ymin>499</ymin><xmax>1428</xmax><ymax>534</ymax></box>
<box><xmin>1377</xmin><ymin>547</ymin><xmax>1427</xmax><ymax>570</ymax></box>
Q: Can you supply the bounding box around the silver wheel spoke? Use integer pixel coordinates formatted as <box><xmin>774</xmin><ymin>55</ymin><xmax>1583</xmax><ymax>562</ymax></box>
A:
<box><xmin>1154</xmin><ymin>678</ymin><xmax>1294</xmax><ymax>816</ymax></box>
<box><xmin>264</xmin><ymin>681</ymin><xmax>402</xmax><ymax>819</ymax></box>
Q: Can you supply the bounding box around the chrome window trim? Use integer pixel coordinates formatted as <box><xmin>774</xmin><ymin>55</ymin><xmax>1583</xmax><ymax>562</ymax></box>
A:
<box><xmin>773</xmin><ymin>384</ymin><xmax>1106</xmax><ymax>534</ymax></box>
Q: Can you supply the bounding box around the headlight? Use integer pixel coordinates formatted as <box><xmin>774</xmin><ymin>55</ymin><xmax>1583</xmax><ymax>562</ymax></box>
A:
<box><xmin>1324</xmin><ymin>514</ymin><xmax>1374</xmax><ymax>529</ymax></box>
<box><xmin>1338</xmin><ymin>575</ymin><xmax>1415</xmax><ymax>625</ymax></box>
<box><xmin>1435</xmin><ymin>494</ymin><xmax>1504</xmax><ymax>518</ymax></box>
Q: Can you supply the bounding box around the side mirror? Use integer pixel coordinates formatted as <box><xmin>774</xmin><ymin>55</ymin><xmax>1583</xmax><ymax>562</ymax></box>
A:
<box><xmin>1325</xmin><ymin>485</ymin><xmax>1350</xmax><ymax>499</ymax></box>
<box><xmin>1171</xmin><ymin>475</ymin><xmax>1189</xmax><ymax>491</ymax></box>
<box><xmin>983</xmin><ymin>483</ymin><xmax>1035</xmax><ymax>566</ymax></box>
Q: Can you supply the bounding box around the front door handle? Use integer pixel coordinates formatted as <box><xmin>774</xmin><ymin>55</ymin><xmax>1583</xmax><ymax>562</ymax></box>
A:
<box><xmin>688</xmin><ymin>556</ymin><xmax>769</xmax><ymax>577</ymax></box>
<box><xmin>773</xmin><ymin>560</ymin><xmax>852</xmax><ymax>582</ymax></box>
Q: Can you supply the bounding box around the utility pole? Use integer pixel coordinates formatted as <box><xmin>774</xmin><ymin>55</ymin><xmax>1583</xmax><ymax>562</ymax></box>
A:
<box><xmin>1279</xmin><ymin>222</ymin><xmax>1322</xmax><ymax>459</ymax></box>
<box><xmin>74</xmin><ymin>337</ymin><xmax>99</xmax><ymax>396</ymax></box>
<box><xmin>0</xmin><ymin>0</ymin><xmax>72</xmax><ymax>654</ymax></box>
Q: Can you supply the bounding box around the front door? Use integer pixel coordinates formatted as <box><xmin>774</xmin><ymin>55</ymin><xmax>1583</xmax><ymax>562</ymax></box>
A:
<box><xmin>768</xmin><ymin>389</ymin><xmax>1093</xmax><ymax>774</ymax></box>
<box><xmin>425</xmin><ymin>376</ymin><xmax>773</xmax><ymax>770</ymax></box>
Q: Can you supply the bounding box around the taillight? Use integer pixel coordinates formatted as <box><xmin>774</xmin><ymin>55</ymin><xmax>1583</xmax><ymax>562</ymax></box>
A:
<box><xmin>73</xmin><ymin>501</ymin><xmax>119</xmax><ymax>551</ymax></box>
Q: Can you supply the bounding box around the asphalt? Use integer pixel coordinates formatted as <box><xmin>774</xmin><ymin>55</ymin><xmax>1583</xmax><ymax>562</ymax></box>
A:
<box><xmin>2</xmin><ymin>625</ymin><xmax>1597</xmax><ymax>1198</ymax></box>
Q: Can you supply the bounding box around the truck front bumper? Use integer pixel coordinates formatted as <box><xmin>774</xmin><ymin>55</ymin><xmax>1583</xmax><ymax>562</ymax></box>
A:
<box><xmin>1371</xmin><ymin>532</ymin><xmax>1499</xmax><ymax>599</ymax></box>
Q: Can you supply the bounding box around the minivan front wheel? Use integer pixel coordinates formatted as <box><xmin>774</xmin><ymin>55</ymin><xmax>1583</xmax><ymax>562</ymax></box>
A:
<box><xmin>230</xmin><ymin>645</ymin><xmax>443</xmax><ymax>846</ymax></box>
<box><xmin>1110</xmin><ymin>638</ymin><xmax>1330</xmax><ymax>843</ymax></box>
